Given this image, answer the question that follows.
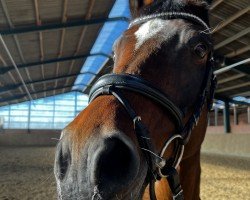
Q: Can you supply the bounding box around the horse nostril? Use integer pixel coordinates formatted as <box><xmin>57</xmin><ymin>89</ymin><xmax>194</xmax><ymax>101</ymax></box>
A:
<box><xmin>55</xmin><ymin>145</ymin><xmax>71</xmax><ymax>180</ymax></box>
<box><xmin>92</xmin><ymin>136</ymin><xmax>139</xmax><ymax>191</ymax></box>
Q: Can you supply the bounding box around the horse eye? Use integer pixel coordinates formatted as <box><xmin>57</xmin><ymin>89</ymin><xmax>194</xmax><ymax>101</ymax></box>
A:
<box><xmin>194</xmin><ymin>43</ymin><xmax>207</xmax><ymax>58</ymax></box>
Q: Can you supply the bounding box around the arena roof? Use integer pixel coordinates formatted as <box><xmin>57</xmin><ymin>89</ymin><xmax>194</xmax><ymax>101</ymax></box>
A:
<box><xmin>0</xmin><ymin>0</ymin><xmax>249</xmax><ymax>107</ymax></box>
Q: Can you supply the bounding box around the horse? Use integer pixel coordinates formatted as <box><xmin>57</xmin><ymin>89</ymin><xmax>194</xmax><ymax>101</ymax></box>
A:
<box><xmin>54</xmin><ymin>0</ymin><xmax>216</xmax><ymax>199</ymax></box>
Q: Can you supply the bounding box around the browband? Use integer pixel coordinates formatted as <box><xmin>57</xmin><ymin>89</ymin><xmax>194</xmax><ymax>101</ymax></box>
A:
<box><xmin>89</xmin><ymin>73</ymin><xmax>184</xmax><ymax>131</ymax></box>
<box><xmin>129</xmin><ymin>12</ymin><xmax>210</xmax><ymax>32</ymax></box>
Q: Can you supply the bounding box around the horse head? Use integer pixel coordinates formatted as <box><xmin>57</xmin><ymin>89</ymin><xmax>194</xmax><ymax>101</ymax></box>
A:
<box><xmin>54</xmin><ymin>0</ymin><xmax>215</xmax><ymax>199</ymax></box>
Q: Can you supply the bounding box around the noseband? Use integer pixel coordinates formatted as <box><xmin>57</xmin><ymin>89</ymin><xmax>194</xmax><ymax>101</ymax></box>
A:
<box><xmin>89</xmin><ymin>12</ymin><xmax>217</xmax><ymax>200</ymax></box>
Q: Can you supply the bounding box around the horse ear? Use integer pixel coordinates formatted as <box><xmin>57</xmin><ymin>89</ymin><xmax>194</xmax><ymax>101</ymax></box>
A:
<box><xmin>198</xmin><ymin>0</ymin><xmax>212</xmax><ymax>6</ymax></box>
<box><xmin>129</xmin><ymin>0</ymin><xmax>154</xmax><ymax>18</ymax></box>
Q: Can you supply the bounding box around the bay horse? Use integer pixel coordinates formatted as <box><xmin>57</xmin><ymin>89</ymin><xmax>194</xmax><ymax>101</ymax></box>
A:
<box><xmin>54</xmin><ymin>0</ymin><xmax>216</xmax><ymax>199</ymax></box>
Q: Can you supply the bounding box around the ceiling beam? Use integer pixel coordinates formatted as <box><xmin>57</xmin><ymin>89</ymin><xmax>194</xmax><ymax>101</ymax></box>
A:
<box><xmin>214</xmin><ymin>27</ymin><xmax>250</xmax><ymax>50</ymax></box>
<box><xmin>64</xmin><ymin>0</ymin><xmax>96</xmax><ymax>93</ymax></box>
<box><xmin>0</xmin><ymin>89</ymin><xmax>87</xmax><ymax>107</ymax></box>
<box><xmin>226</xmin><ymin>45</ymin><xmax>250</xmax><ymax>58</ymax></box>
<box><xmin>0</xmin><ymin>52</ymin><xmax>110</xmax><ymax>74</ymax></box>
<box><xmin>0</xmin><ymin>54</ymin><xmax>7</xmax><ymax>66</ymax></box>
<box><xmin>0</xmin><ymin>17</ymin><xmax>129</xmax><ymax>35</ymax></box>
<box><xmin>55</xmin><ymin>0</ymin><xmax>68</xmax><ymax>94</ymax></box>
<box><xmin>213</xmin><ymin>6</ymin><xmax>250</xmax><ymax>33</ymax></box>
<box><xmin>234</xmin><ymin>65</ymin><xmax>250</xmax><ymax>75</ymax></box>
<box><xmin>231</xmin><ymin>91</ymin><xmax>250</xmax><ymax>97</ymax></box>
<box><xmin>216</xmin><ymin>82</ymin><xmax>250</xmax><ymax>93</ymax></box>
<box><xmin>214</xmin><ymin>58</ymin><xmax>250</xmax><ymax>75</ymax></box>
<box><xmin>0</xmin><ymin>72</ymin><xmax>98</xmax><ymax>93</ymax></box>
<box><xmin>210</xmin><ymin>0</ymin><xmax>223</xmax><ymax>10</ymax></box>
<box><xmin>0</xmin><ymin>0</ymin><xmax>28</xmax><ymax>95</ymax></box>
<box><xmin>0</xmin><ymin>88</ymin><xmax>75</xmax><ymax>106</ymax></box>
<box><xmin>0</xmin><ymin>48</ymin><xmax>18</xmax><ymax>97</ymax></box>
<box><xmin>0</xmin><ymin>34</ymin><xmax>34</xmax><ymax>101</ymax></box>
<box><xmin>215</xmin><ymin>94</ymin><xmax>250</xmax><ymax>106</ymax></box>
<box><xmin>0</xmin><ymin>84</ymin><xmax>88</xmax><ymax>103</ymax></box>
<box><xmin>217</xmin><ymin>74</ymin><xmax>245</xmax><ymax>84</ymax></box>
<box><xmin>33</xmin><ymin>0</ymin><xmax>44</xmax><ymax>97</ymax></box>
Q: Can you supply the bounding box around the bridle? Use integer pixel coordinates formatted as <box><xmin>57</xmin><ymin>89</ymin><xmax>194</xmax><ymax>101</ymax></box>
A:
<box><xmin>89</xmin><ymin>11</ymin><xmax>217</xmax><ymax>200</ymax></box>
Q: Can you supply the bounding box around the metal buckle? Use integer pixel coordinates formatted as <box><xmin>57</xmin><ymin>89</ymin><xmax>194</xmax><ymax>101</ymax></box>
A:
<box><xmin>193</xmin><ymin>114</ymin><xmax>199</xmax><ymax>125</ymax></box>
<box><xmin>133</xmin><ymin>116</ymin><xmax>141</xmax><ymax>129</ymax></box>
<box><xmin>157</xmin><ymin>160</ymin><xmax>167</xmax><ymax>178</ymax></box>
<box><xmin>173</xmin><ymin>189</ymin><xmax>184</xmax><ymax>200</ymax></box>
<box><xmin>133</xmin><ymin>115</ymin><xmax>141</xmax><ymax>124</ymax></box>
<box><xmin>157</xmin><ymin>135</ymin><xmax>184</xmax><ymax>178</ymax></box>
<box><xmin>102</xmin><ymin>85</ymin><xmax>111</xmax><ymax>95</ymax></box>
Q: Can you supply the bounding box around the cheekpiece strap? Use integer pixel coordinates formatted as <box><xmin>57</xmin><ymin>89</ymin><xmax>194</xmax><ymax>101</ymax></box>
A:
<box><xmin>166</xmin><ymin>167</ymin><xmax>184</xmax><ymax>200</ymax></box>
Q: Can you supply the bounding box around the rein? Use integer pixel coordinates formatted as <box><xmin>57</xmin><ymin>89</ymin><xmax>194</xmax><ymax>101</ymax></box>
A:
<box><xmin>89</xmin><ymin>12</ymin><xmax>217</xmax><ymax>200</ymax></box>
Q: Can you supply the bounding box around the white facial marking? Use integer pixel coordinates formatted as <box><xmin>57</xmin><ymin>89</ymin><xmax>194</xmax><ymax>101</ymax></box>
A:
<box><xmin>134</xmin><ymin>19</ymin><xmax>168</xmax><ymax>50</ymax></box>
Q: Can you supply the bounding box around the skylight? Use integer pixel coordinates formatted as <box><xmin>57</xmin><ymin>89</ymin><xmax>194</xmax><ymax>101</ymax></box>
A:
<box><xmin>233</xmin><ymin>96</ymin><xmax>250</xmax><ymax>104</ymax></box>
<box><xmin>73</xmin><ymin>0</ymin><xmax>130</xmax><ymax>91</ymax></box>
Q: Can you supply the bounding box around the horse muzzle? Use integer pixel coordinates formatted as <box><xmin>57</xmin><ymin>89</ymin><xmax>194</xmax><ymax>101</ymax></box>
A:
<box><xmin>55</xmin><ymin>132</ymin><xmax>144</xmax><ymax>200</ymax></box>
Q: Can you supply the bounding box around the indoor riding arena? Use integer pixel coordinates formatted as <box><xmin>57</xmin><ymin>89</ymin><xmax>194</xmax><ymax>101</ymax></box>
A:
<box><xmin>0</xmin><ymin>0</ymin><xmax>249</xmax><ymax>200</ymax></box>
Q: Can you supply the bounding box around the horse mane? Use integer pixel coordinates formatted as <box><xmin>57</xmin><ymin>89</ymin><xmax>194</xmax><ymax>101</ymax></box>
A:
<box><xmin>137</xmin><ymin>0</ymin><xmax>210</xmax><ymax>26</ymax></box>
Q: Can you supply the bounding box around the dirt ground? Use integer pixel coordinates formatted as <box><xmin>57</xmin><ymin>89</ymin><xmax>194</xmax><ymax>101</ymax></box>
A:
<box><xmin>0</xmin><ymin>147</ymin><xmax>249</xmax><ymax>200</ymax></box>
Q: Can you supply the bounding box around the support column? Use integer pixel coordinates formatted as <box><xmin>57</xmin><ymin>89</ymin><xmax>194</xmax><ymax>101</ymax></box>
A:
<box><xmin>248</xmin><ymin>107</ymin><xmax>250</xmax><ymax>124</ymax></box>
<box><xmin>233</xmin><ymin>106</ymin><xmax>238</xmax><ymax>125</ymax></box>
<box><xmin>52</xmin><ymin>96</ymin><xmax>55</xmax><ymax>129</ymax></box>
<box><xmin>223</xmin><ymin>101</ymin><xmax>231</xmax><ymax>133</ymax></box>
<box><xmin>214</xmin><ymin>107</ymin><xmax>218</xmax><ymax>126</ymax></box>
<box><xmin>8</xmin><ymin>105</ymin><xmax>10</xmax><ymax>129</ymax></box>
<box><xmin>27</xmin><ymin>101</ymin><xmax>31</xmax><ymax>133</ymax></box>
<box><xmin>207</xmin><ymin>113</ymin><xmax>210</xmax><ymax>126</ymax></box>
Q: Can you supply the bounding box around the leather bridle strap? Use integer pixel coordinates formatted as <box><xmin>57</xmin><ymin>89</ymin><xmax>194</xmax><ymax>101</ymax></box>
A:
<box><xmin>110</xmin><ymin>88</ymin><xmax>156</xmax><ymax>172</ymax></box>
<box><xmin>180</xmin><ymin>57</ymin><xmax>216</xmax><ymax>145</ymax></box>
<box><xmin>89</xmin><ymin>73</ymin><xmax>184</xmax><ymax>132</ymax></box>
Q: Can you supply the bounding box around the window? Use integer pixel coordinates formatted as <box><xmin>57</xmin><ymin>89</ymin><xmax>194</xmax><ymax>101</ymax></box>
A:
<box><xmin>0</xmin><ymin>92</ymin><xmax>88</xmax><ymax>130</ymax></box>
